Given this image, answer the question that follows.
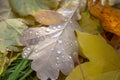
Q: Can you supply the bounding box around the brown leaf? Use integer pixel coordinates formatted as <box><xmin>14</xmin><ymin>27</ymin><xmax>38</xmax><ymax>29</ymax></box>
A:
<box><xmin>88</xmin><ymin>0</ymin><xmax>120</xmax><ymax>36</ymax></box>
<box><xmin>33</xmin><ymin>10</ymin><xmax>65</xmax><ymax>25</ymax></box>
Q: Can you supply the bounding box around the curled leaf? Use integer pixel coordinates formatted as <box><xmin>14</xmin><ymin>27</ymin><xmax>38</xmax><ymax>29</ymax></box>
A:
<box><xmin>88</xmin><ymin>0</ymin><xmax>120</xmax><ymax>36</ymax></box>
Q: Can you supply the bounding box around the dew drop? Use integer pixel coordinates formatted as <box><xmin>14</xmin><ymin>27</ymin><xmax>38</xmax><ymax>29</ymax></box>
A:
<box><xmin>58</xmin><ymin>39</ymin><xmax>62</xmax><ymax>44</ymax></box>
<box><xmin>56</xmin><ymin>57</ymin><xmax>60</xmax><ymax>60</ymax></box>
<box><xmin>57</xmin><ymin>50</ymin><xmax>62</xmax><ymax>54</ymax></box>
<box><xmin>26</xmin><ymin>47</ymin><xmax>31</xmax><ymax>51</ymax></box>
<box><xmin>68</xmin><ymin>56</ymin><xmax>72</xmax><ymax>59</ymax></box>
<box><xmin>35</xmin><ymin>32</ymin><xmax>39</xmax><ymax>35</ymax></box>
<box><xmin>22</xmin><ymin>53</ymin><xmax>27</xmax><ymax>58</ymax></box>
<box><xmin>52</xmin><ymin>26</ymin><xmax>57</xmax><ymax>30</ymax></box>
<box><xmin>46</xmin><ymin>28</ymin><xmax>50</xmax><ymax>32</ymax></box>
<box><xmin>57</xmin><ymin>25</ymin><xmax>61</xmax><ymax>29</ymax></box>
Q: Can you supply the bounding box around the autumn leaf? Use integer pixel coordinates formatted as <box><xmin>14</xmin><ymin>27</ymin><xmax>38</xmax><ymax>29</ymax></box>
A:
<box><xmin>79</xmin><ymin>10</ymin><xmax>102</xmax><ymax>34</ymax></box>
<box><xmin>33</xmin><ymin>10</ymin><xmax>66</xmax><ymax>25</ymax></box>
<box><xmin>9</xmin><ymin>0</ymin><xmax>59</xmax><ymax>16</ymax></box>
<box><xmin>66</xmin><ymin>30</ymin><xmax>120</xmax><ymax>80</ymax></box>
<box><xmin>88</xmin><ymin>0</ymin><xmax>120</xmax><ymax>36</ymax></box>
<box><xmin>20</xmin><ymin>0</ymin><xmax>81</xmax><ymax>79</ymax></box>
<box><xmin>0</xmin><ymin>19</ymin><xmax>28</xmax><ymax>51</ymax></box>
<box><xmin>92</xmin><ymin>0</ymin><xmax>120</xmax><ymax>6</ymax></box>
<box><xmin>0</xmin><ymin>0</ymin><xmax>16</xmax><ymax>20</ymax></box>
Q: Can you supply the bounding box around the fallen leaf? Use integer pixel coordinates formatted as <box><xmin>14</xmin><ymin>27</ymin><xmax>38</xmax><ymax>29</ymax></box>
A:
<box><xmin>88</xmin><ymin>0</ymin><xmax>120</xmax><ymax>36</ymax></box>
<box><xmin>92</xmin><ymin>0</ymin><xmax>120</xmax><ymax>6</ymax></box>
<box><xmin>79</xmin><ymin>10</ymin><xmax>102</xmax><ymax>34</ymax></box>
<box><xmin>0</xmin><ymin>19</ymin><xmax>28</xmax><ymax>51</ymax></box>
<box><xmin>20</xmin><ymin>0</ymin><xmax>81</xmax><ymax>79</ymax></box>
<box><xmin>66</xmin><ymin>30</ymin><xmax>120</xmax><ymax>80</ymax></box>
<box><xmin>9</xmin><ymin>0</ymin><xmax>58</xmax><ymax>16</ymax></box>
<box><xmin>0</xmin><ymin>0</ymin><xmax>16</xmax><ymax>20</ymax></box>
<box><xmin>93</xmin><ymin>69</ymin><xmax>120</xmax><ymax>80</ymax></box>
<box><xmin>33</xmin><ymin>10</ymin><xmax>66</xmax><ymax>25</ymax></box>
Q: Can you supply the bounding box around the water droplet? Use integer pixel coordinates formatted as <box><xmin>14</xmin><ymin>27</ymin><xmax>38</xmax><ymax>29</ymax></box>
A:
<box><xmin>57</xmin><ymin>25</ymin><xmax>61</xmax><ymax>29</ymax></box>
<box><xmin>70</xmin><ymin>20</ymin><xmax>72</xmax><ymax>23</ymax></box>
<box><xmin>56</xmin><ymin>57</ymin><xmax>60</xmax><ymax>60</ymax></box>
<box><xmin>68</xmin><ymin>56</ymin><xmax>72</xmax><ymax>59</ymax></box>
<box><xmin>26</xmin><ymin>47</ymin><xmax>31</xmax><ymax>51</ymax></box>
<box><xmin>35</xmin><ymin>32</ymin><xmax>39</xmax><ymax>35</ymax></box>
<box><xmin>58</xmin><ymin>39</ymin><xmax>62</xmax><ymax>44</ymax></box>
<box><xmin>57</xmin><ymin>50</ymin><xmax>62</xmax><ymax>54</ymax></box>
<box><xmin>46</xmin><ymin>28</ymin><xmax>50</xmax><ymax>32</ymax></box>
<box><xmin>52</xmin><ymin>26</ymin><xmax>57</xmax><ymax>30</ymax></box>
<box><xmin>22</xmin><ymin>53</ymin><xmax>27</xmax><ymax>58</ymax></box>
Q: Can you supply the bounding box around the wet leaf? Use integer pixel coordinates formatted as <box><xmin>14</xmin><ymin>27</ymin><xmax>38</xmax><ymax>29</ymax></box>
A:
<box><xmin>89</xmin><ymin>0</ymin><xmax>120</xmax><ymax>36</ymax></box>
<box><xmin>79</xmin><ymin>10</ymin><xmax>102</xmax><ymax>34</ymax></box>
<box><xmin>0</xmin><ymin>19</ymin><xmax>28</xmax><ymax>51</ymax></box>
<box><xmin>20</xmin><ymin>0</ymin><xmax>81</xmax><ymax>79</ymax></box>
<box><xmin>66</xmin><ymin>30</ymin><xmax>120</xmax><ymax>80</ymax></box>
<box><xmin>9</xmin><ymin>0</ymin><xmax>59</xmax><ymax>16</ymax></box>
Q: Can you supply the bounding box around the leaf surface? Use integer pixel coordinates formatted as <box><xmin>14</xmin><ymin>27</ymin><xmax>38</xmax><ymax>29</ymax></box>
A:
<box><xmin>9</xmin><ymin>0</ymin><xmax>58</xmax><ymax>16</ymax></box>
<box><xmin>66</xmin><ymin>31</ymin><xmax>120</xmax><ymax>80</ymax></box>
<box><xmin>79</xmin><ymin>11</ymin><xmax>102</xmax><ymax>34</ymax></box>
<box><xmin>20</xmin><ymin>0</ymin><xmax>81</xmax><ymax>79</ymax></box>
<box><xmin>0</xmin><ymin>19</ymin><xmax>28</xmax><ymax>51</ymax></box>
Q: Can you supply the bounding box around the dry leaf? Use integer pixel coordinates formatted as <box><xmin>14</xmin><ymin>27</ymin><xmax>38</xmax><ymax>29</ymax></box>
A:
<box><xmin>88</xmin><ymin>0</ymin><xmax>120</xmax><ymax>36</ymax></box>
<box><xmin>92</xmin><ymin>0</ymin><xmax>120</xmax><ymax>6</ymax></box>
<box><xmin>33</xmin><ymin>10</ymin><xmax>66</xmax><ymax>25</ymax></box>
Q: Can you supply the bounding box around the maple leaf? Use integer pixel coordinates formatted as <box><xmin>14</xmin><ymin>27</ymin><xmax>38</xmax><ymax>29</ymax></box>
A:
<box><xmin>20</xmin><ymin>0</ymin><xmax>81</xmax><ymax>80</ymax></box>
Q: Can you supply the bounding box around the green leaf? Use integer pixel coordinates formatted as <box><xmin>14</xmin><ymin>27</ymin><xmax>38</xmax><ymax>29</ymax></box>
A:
<box><xmin>79</xmin><ymin>11</ymin><xmax>103</xmax><ymax>34</ymax></box>
<box><xmin>9</xmin><ymin>0</ymin><xmax>58</xmax><ymax>16</ymax></box>
<box><xmin>0</xmin><ymin>0</ymin><xmax>16</xmax><ymax>20</ymax></box>
<box><xmin>0</xmin><ymin>19</ymin><xmax>27</xmax><ymax>51</ymax></box>
<box><xmin>66</xmin><ymin>30</ymin><xmax>120</xmax><ymax>80</ymax></box>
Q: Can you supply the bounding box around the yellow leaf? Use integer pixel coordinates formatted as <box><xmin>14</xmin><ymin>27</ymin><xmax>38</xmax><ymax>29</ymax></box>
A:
<box><xmin>79</xmin><ymin>11</ymin><xmax>102</xmax><ymax>34</ymax></box>
<box><xmin>66</xmin><ymin>30</ymin><xmax>120</xmax><ymax>80</ymax></box>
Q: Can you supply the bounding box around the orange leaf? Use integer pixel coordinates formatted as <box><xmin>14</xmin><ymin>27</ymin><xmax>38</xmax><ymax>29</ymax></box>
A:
<box><xmin>88</xmin><ymin>0</ymin><xmax>120</xmax><ymax>36</ymax></box>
